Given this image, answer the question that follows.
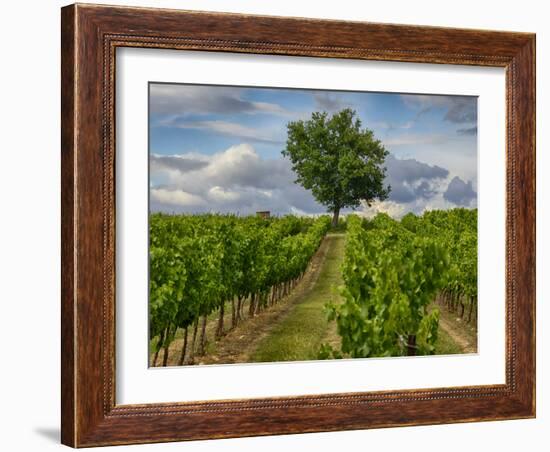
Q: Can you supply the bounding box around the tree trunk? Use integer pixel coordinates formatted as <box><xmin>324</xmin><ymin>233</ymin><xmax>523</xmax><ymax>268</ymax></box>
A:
<box><xmin>162</xmin><ymin>326</ymin><xmax>175</xmax><ymax>366</ymax></box>
<box><xmin>255</xmin><ymin>293</ymin><xmax>263</xmax><ymax>315</ymax></box>
<box><xmin>189</xmin><ymin>319</ymin><xmax>199</xmax><ymax>364</ymax></box>
<box><xmin>152</xmin><ymin>349</ymin><xmax>159</xmax><ymax>367</ymax></box>
<box><xmin>240</xmin><ymin>295</ymin><xmax>246</xmax><ymax>318</ymax></box>
<box><xmin>332</xmin><ymin>207</ymin><xmax>340</xmax><ymax>228</ymax></box>
<box><xmin>249</xmin><ymin>293</ymin><xmax>256</xmax><ymax>317</ymax></box>
<box><xmin>152</xmin><ymin>328</ymin><xmax>165</xmax><ymax>367</ymax></box>
<box><xmin>407</xmin><ymin>334</ymin><xmax>417</xmax><ymax>356</ymax></box>
<box><xmin>199</xmin><ymin>315</ymin><xmax>207</xmax><ymax>355</ymax></box>
<box><xmin>216</xmin><ymin>302</ymin><xmax>225</xmax><ymax>339</ymax></box>
<box><xmin>178</xmin><ymin>327</ymin><xmax>189</xmax><ymax>366</ymax></box>
<box><xmin>162</xmin><ymin>327</ymin><xmax>170</xmax><ymax>367</ymax></box>
<box><xmin>468</xmin><ymin>296</ymin><xmax>475</xmax><ymax>323</ymax></box>
<box><xmin>231</xmin><ymin>297</ymin><xmax>237</xmax><ymax>329</ymax></box>
<box><xmin>162</xmin><ymin>347</ymin><xmax>169</xmax><ymax>366</ymax></box>
<box><xmin>236</xmin><ymin>296</ymin><xmax>243</xmax><ymax>324</ymax></box>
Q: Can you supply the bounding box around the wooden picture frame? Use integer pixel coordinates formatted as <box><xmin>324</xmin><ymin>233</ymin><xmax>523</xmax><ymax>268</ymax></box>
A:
<box><xmin>61</xmin><ymin>3</ymin><xmax>535</xmax><ymax>447</ymax></box>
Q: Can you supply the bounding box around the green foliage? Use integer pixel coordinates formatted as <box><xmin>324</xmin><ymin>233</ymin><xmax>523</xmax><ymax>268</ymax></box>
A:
<box><xmin>282</xmin><ymin>108</ymin><xmax>390</xmax><ymax>224</ymax></box>
<box><xmin>326</xmin><ymin>215</ymin><xmax>449</xmax><ymax>357</ymax></box>
<box><xmin>149</xmin><ymin>214</ymin><xmax>331</xmax><ymax>355</ymax></box>
<box><xmin>323</xmin><ymin>209</ymin><xmax>477</xmax><ymax>359</ymax></box>
<box><xmin>402</xmin><ymin>208</ymin><xmax>478</xmax><ymax>309</ymax></box>
<box><xmin>330</xmin><ymin>216</ymin><xmax>348</xmax><ymax>232</ymax></box>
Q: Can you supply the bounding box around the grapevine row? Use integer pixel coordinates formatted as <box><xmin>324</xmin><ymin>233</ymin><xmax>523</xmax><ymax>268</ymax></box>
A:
<box><xmin>149</xmin><ymin>213</ymin><xmax>331</xmax><ymax>365</ymax></box>
<box><xmin>324</xmin><ymin>208</ymin><xmax>477</xmax><ymax>358</ymax></box>
<box><xmin>401</xmin><ymin>208</ymin><xmax>478</xmax><ymax>323</ymax></box>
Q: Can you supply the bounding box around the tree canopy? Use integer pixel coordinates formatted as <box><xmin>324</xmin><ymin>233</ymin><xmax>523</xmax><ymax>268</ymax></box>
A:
<box><xmin>282</xmin><ymin>108</ymin><xmax>390</xmax><ymax>226</ymax></box>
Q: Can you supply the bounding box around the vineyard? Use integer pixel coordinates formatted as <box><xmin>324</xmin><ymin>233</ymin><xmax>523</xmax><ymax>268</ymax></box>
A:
<box><xmin>149</xmin><ymin>213</ymin><xmax>331</xmax><ymax>366</ymax></box>
<box><xmin>322</xmin><ymin>208</ymin><xmax>477</xmax><ymax>359</ymax></box>
<box><xmin>149</xmin><ymin>208</ymin><xmax>477</xmax><ymax>366</ymax></box>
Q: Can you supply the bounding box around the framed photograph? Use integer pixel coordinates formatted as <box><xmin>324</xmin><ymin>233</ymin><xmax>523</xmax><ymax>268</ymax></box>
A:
<box><xmin>61</xmin><ymin>3</ymin><xmax>535</xmax><ymax>447</ymax></box>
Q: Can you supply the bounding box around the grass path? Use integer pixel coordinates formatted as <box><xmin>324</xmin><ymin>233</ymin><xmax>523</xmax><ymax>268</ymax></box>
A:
<box><xmin>249</xmin><ymin>234</ymin><xmax>344</xmax><ymax>362</ymax></box>
<box><xmin>436</xmin><ymin>307</ymin><xmax>478</xmax><ymax>354</ymax></box>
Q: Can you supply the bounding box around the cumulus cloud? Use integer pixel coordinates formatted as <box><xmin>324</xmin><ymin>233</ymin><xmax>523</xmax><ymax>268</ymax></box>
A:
<box><xmin>150</xmin><ymin>84</ymin><xmax>289</xmax><ymax>117</ymax></box>
<box><xmin>150</xmin><ymin>145</ymin><xmax>458</xmax><ymax>218</ymax></box>
<box><xmin>358</xmin><ymin>190</ymin><xmax>463</xmax><ymax>219</ymax></box>
<box><xmin>384</xmin><ymin>133</ymin><xmax>449</xmax><ymax>147</ymax></box>
<box><xmin>208</xmin><ymin>186</ymin><xmax>242</xmax><ymax>203</ymax></box>
<box><xmin>385</xmin><ymin>154</ymin><xmax>449</xmax><ymax>203</ymax></box>
<box><xmin>355</xmin><ymin>155</ymin><xmax>459</xmax><ymax>218</ymax></box>
<box><xmin>150</xmin><ymin>144</ymin><xmax>323</xmax><ymax>215</ymax></box>
<box><xmin>443</xmin><ymin>176</ymin><xmax>477</xmax><ymax>206</ymax></box>
<box><xmin>359</xmin><ymin>200</ymin><xmax>408</xmax><ymax>219</ymax></box>
<box><xmin>151</xmin><ymin>188</ymin><xmax>206</xmax><ymax>207</ymax></box>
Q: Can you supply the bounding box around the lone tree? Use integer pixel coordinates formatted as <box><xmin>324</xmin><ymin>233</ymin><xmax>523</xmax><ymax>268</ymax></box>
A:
<box><xmin>282</xmin><ymin>108</ymin><xmax>390</xmax><ymax>227</ymax></box>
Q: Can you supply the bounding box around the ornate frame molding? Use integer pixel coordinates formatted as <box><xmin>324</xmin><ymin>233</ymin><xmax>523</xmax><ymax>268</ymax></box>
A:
<box><xmin>61</xmin><ymin>4</ymin><xmax>535</xmax><ymax>447</ymax></box>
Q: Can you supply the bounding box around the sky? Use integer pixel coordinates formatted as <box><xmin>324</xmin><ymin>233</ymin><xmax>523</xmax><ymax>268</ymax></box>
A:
<box><xmin>149</xmin><ymin>83</ymin><xmax>478</xmax><ymax>218</ymax></box>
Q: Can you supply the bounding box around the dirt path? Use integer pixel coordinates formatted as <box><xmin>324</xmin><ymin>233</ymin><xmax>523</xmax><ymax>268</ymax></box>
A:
<box><xmin>437</xmin><ymin>307</ymin><xmax>478</xmax><ymax>354</ymax></box>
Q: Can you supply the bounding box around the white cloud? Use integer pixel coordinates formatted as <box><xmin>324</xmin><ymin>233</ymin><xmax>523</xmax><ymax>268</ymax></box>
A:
<box><xmin>208</xmin><ymin>186</ymin><xmax>241</xmax><ymax>202</ymax></box>
<box><xmin>150</xmin><ymin>144</ymin><xmax>466</xmax><ymax>217</ymax></box>
<box><xmin>158</xmin><ymin>118</ymin><xmax>283</xmax><ymax>144</ymax></box>
<box><xmin>150</xmin><ymin>144</ymin><xmax>323</xmax><ymax>215</ymax></box>
<box><xmin>151</xmin><ymin>188</ymin><xmax>205</xmax><ymax>207</ymax></box>
<box><xmin>251</xmin><ymin>101</ymin><xmax>289</xmax><ymax>116</ymax></box>
<box><xmin>384</xmin><ymin>133</ymin><xmax>449</xmax><ymax>147</ymax></box>
<box><xmin>359</xmin><ymin>200</ymin><xmax>407</xmax><ymax>219</ymax></box>
<box><xmin>358</xmin><ymin>173</ymin><xmax>475</xmax><ymax>219</ymax></box>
